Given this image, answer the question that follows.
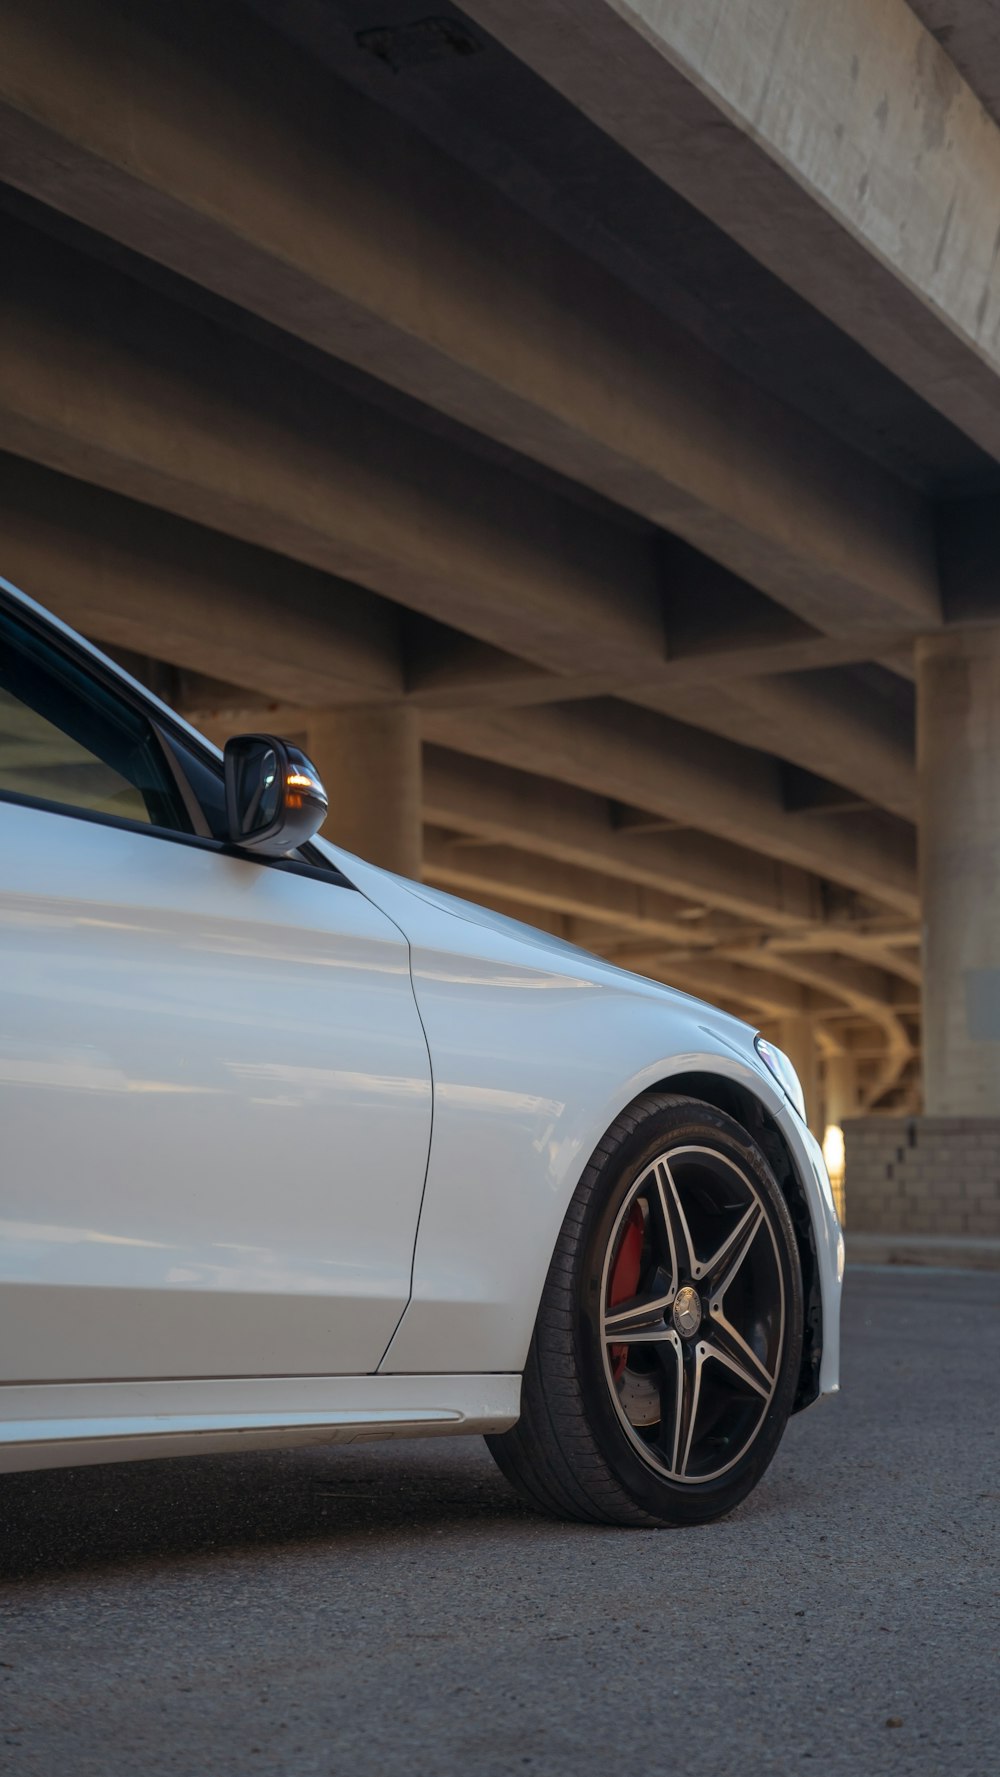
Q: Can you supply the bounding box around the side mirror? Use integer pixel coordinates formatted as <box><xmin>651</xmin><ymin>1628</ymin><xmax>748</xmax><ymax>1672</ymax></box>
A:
<box><xmin>223</xmin><ymin>734</ymin><xmax>328</xmax><ymax>857</ymax></box>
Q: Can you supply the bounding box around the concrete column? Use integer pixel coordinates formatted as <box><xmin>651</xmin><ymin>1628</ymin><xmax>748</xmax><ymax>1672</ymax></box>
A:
<box><xmin>306</xmin><ymin>705</ymin><xmax>422</xmax><ymax>880</ymax></box>
<box><xmin>776</xmin><ymin>1015</ymin><xmax>821</xmax><ymax>1139</ymax></box>
<box><xmin>823</xmin><ymin>1054</ymin><xmax>860</xmax><ymax>1132</ymax></box>
<box><xmin>917</xmin><ymin>628</ymin><xmax>1000</xmax><ymax>1115</ymax></box>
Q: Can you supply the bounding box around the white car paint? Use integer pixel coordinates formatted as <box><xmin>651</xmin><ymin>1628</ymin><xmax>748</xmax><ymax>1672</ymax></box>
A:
<box><xmin>316</xmin><ymin>868</ymin><xmax>843</xmax><ymax>1391</ymax></box>
<box><xmin>0</xmin><ymin>576</ymin><xmax>842</xmax><ymax>1473</ymax></box>
<box><xmin>0</xmin><ymin>1373</ymin><xmax>521</xmax><ymax>1473</ymax></box>
<box><xmin>0</xmin><ymin>798</ymin><xmax>433</xmax><ymax>1382</ymax></box>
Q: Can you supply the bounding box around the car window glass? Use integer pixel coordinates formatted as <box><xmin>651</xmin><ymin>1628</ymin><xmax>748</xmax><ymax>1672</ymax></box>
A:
<box><xmin>0</xmin><ymin>608</ymin><xmax>190</xmax><ymax>832</ymax></box>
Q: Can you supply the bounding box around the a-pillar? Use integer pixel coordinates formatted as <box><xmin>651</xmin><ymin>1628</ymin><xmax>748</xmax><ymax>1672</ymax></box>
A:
<box><xmin>917</xmin><ymin>629</ymin><xmax>1000</xmax><ymax>1115</ymax></box>
<box><xmin>776</xmin><ymin>1015</ymin><xmax>821</xmax><ymax>1140</ymax></box>
<box><xmin>305</xmin><ymin>705</ymin><xmax>422</xmax><ymax>879</ymax></box>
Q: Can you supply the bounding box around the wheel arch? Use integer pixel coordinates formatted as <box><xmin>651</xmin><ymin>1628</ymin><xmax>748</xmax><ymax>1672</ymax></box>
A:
<box><xmin>643</xmin><ymin>1069</ymin><xmax>824</xmax><ymax>1413</ymax></box>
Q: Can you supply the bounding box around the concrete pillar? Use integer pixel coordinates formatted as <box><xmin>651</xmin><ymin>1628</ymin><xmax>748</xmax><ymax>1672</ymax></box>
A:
<box><xmin>917</xmin><ymin>629</ymin><xmax>1000</xmax><ymax>1115</ymax></box>
<box><xmin>306</xmin><ymin>705</ymin><xmax>422</xmax><ymax>880</ymax></box>
<box><xmin>776</xmin><ymin>1015</ymin><xmax>821</xmax><ymax>1139</ymax></box>
<box><xmin>823</xmin><ymin>1053</ymin><xmax>860</xmax><ymax>1131</ymax></box>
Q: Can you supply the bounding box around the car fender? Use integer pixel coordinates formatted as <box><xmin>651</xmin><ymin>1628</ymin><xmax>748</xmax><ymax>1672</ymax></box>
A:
<box><xmin>368</xmin><ymin>897</ymin><xmax>841</xmax><ymax>1393</ymax></box>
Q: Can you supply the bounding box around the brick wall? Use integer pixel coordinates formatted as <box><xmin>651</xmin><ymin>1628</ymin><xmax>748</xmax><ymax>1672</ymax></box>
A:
<box><xmin>843</xmin><ymin>1117</ymin><xmax>1000</xmax><ymax>1236</ymax></box>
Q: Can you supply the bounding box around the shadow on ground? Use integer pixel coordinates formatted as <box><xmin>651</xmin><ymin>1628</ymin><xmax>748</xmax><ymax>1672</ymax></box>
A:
<box><xmin>0</xmin><ymin>1435</ymin><xmax>542</xmax><ymax>1580</ymax></box>
<box><xmin>1</xmin><ymin>1266</ymin><xmax>993</xmax><ymax>1585</ymax></box>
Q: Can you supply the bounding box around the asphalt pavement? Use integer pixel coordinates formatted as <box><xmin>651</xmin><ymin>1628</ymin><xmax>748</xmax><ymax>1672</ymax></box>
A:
<box><xmin>1</xmin><ymin>1267</ymin><xmax>998</xmax><ymax>1776</ymax></box>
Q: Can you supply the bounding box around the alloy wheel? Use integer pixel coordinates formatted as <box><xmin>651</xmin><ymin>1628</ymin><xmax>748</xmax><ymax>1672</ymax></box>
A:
<box><xmin>599</xmin><ymin>1144</ymin><xmax>785</xmax><ymax>1484</ymax></box>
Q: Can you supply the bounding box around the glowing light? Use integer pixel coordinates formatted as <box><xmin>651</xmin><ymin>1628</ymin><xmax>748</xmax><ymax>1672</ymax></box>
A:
<box><xmin>286</xmin><ymin>772</ymin><xmax>316</xmax><ymax>789</ymax></box>
<box><xmin>822</xmin><ymin>1122</ymin><xmax>846</xmax><ymax>1225</ymax></box>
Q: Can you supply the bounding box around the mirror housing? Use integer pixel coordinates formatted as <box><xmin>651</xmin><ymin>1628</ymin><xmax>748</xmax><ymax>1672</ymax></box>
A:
<box><xmin>224</xmin><ymin>734</ymin><xmax>328</xmax><ymax>857</ymax></box>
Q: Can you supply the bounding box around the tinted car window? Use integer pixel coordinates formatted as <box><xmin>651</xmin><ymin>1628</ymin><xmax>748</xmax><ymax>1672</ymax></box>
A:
<box><xmin>0</xmin><ymin>607</ymin><xmax>190</xmax><ymax>832</ymax></box>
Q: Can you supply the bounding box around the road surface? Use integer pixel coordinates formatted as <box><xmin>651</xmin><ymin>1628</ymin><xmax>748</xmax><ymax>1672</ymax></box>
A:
<box><xmin>1</xmin><ymin>1267</ymin><xmax>997</xmax><ymax>1775</ymax></box>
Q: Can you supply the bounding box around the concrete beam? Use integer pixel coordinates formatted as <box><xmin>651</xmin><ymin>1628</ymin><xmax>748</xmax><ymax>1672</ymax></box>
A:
<box><xmin>651</xmin><ymin>632</ymin><xmax>912</xmax><ymax>690</ymax></box>
<box><xmin>593</xmin><ymin>933</ymin><xmax>909</xmax><ymax>1027</ymax></box>
<box><xmin>424</xmin><ymin>705</ymin><xmax>919</xmax><ymax>914</ymax></box>
<box><xmin>0</xmin><ymin>0</ymin><xmax>940</xmax><ymax>635</ymax></box>
<box><xmin>0</xmin><ymin>226</ymin><xmax>667</xmax><ymax>682</ymax></box>
<box><xmin>152</xmin><ymin>633</ymin><xmax>919</xmax><ymax>907</ymax></box>
<box><xmin>465</xmin><ymin>0</ymin><xmax>1000</xmax><ymax>461</ymax></box>
<box><xmin>618</xmin><ymin>945</ymin><xmax>916</xmax><ymax>1094</ymax></box>
<box><xmin>403</xmin><ymin>622</ymin><xmax>912</xmax><ymax>706</ymax></box>
<box><xmin>591</xmin><ymin>951</ymin><xmax>831</xmax><ymax>1019</ymax></box>
<box><xmin>0</xmin><ymin>235</ymin><xmax>920</xmax><ymax>818</ymax></box>
<box><xmin>600</xmin><ymin>913</ymin><xmax>924</xmax><ymax>989</ymax></box>
<box><xmin>1</xmin><ymin>453</ymin><xmax>911</xmax><ymax>743</ymax></box>
<box><xmin>0</xmin><ymin>453</ymin><xmax>403</xmax><ymax>705</ymax></box>
<box><xmin>641</xmin><ymin>671</ymin><xmax>917</xmax><ymax>820</ymax></box>
<box><xmin>731</xmin><ymin>947</ymin><xmax>914</xmax><ymax>1012</ymax></box>
<box><xmin>421</xmin><ymin>832</ymin><xmax>744</xmax><ymax>946</ymax></box>
<box><xmin>401</xmin><ymin>629</ymin><xmax>616</xmax><ymax>711</ymax></box>
<box><xmin>725</xmin><ymin>944</ymin><xmax>913</xmax><ymax>1102</ymax></box>
<box><xmin>422</xmin><ymin>749</ymin><xmax>826</xmax><ymax>929</ymax></box>
<box><xmin>772</xmin><ymin>929</ymin><xmax>923</xmax><ymax>988</ymax></box>
<box><xmin>647</xmin><ymin>546</ymin><xmax>913</xmax><ymax>685</ymax></box>
<box><xmin>404</xmin><ymin>549</ymin><xmax>916</xmax><ymax>699</ymax></box>
<box><xmin>1</xmin><ymin>454</ymin><xmax>616</xmax><ymax>717</ymax></box>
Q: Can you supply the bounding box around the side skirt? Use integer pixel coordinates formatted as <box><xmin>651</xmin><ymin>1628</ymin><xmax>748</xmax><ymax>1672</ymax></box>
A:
<box><xmin>0</xmin><ymin>1373</ymin><xmax>521</xmax><ymax>1473</ymax></box>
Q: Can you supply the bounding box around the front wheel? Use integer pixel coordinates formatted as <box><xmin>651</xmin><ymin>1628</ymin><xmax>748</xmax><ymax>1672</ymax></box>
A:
<box><xmin>487</xmin><ymin>1092</ymin><xmax>803</xmax><ymax>1526</ymax></box>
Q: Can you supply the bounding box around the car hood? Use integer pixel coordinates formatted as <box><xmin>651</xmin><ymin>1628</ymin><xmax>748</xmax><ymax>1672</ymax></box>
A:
<box><xmin>387</xmin><ymin>875</ymin><xmax>608</xmax><ymax>963</ymax></box>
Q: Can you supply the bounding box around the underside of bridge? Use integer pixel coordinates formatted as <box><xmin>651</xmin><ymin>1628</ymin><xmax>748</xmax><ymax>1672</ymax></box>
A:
<box><xmin>3</xmin><ymin>0</ymin><xmax>1000</xmax><ymax>1151</ymax></box>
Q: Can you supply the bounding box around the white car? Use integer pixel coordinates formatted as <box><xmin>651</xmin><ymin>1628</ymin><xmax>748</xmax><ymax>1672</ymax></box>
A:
<box><xmin>0</xmin><ymin>575</ymin><xmax>842</xmax><ymax>1526</ymax></box>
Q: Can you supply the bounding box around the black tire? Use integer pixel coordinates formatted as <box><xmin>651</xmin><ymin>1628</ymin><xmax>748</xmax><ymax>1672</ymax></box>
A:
<box><xmin>487</xmin><ymin>1092</ymin><xmax>803</xmax><ymax>1527</ymax></box>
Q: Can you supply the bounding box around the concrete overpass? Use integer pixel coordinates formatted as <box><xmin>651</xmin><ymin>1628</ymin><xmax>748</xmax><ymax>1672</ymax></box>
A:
<box><xmin>2</xmin><ymin>0</ymin><xmax>1000</xmax><ymax>1198</ymax></box>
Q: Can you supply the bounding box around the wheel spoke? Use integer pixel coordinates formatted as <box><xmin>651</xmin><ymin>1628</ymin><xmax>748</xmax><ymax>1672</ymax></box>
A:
<box><xmin>700</xmin><ymin>1327</ymin><xmax>772</xmax><ymax>1398</ymax></box>
<box><xmin>704</xmin><ymin>1197</ymin><xmax>776</xmax><ymax>1392</ymax></box>
<box><xmin>677</xmin><ymin>1344</ymin><xmax>705</xmax><ymax>1476</ymax></box>
<box><xmin>652</xmin><ymin>1330</ymin><xmax>686</xmax><ymax>1475</ymax></box>
<box><xmin>649</xmin><ymin>1160</ymin><xmax>696</xmax><ymax>1287</ymax></box>
<box><xmin>603</xmin><ymin>1289</ymin><xmax>675</xmax><ymax>1343</ymax></box>
<box><xmin>702</xmin><ymin>1200</ymin><xmax>763</xmax><ymax>1294</ymax></box>
<box><xmin>708</xmin><ymin>1305</ymin><xmax>776</xmax><ymax>1390</ymax></box>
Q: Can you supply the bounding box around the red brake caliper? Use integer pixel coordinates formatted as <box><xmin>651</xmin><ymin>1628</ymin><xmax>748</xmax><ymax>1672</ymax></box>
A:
<box><xmin>608</xmin><ymin>1202</ymin><xmax>645</xmax><ymax>1381</ymax></box>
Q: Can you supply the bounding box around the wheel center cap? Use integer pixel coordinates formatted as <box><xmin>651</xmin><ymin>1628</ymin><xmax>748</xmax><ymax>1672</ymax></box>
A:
<box><xmin>672</xmin><ymin>1285</ymin><xmax>702</xmax><ymax>1338</ymax></box>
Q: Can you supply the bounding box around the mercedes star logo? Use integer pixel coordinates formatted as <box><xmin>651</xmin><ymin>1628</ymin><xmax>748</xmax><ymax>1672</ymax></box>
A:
<box><xmin>672</xmin><ymin>1285</ymin><xmax>703</xmax><ymax>1338</ymax></box>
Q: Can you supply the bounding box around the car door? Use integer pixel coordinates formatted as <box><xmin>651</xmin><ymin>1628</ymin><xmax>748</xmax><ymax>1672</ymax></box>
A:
<box><xmin>0</xmin><ymin>595</ymin><xmax>432</xmax><ymax>1383</ymax></box>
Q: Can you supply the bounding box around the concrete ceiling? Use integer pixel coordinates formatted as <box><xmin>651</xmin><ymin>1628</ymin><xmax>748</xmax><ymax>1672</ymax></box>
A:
<box><xmin>1</xmin><ymin>0</ymin><xmax>996</xmax><ymax>1111</ymax></box>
